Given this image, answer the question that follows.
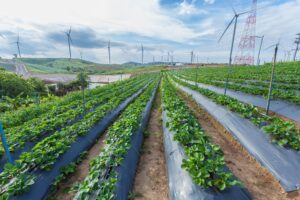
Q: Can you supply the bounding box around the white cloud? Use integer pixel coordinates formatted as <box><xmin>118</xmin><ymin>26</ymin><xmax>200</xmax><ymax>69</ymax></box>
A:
<box><xmin>204</xmin><ymin>0</ymin><xmax>215</xmax><ymax>4</ymax></box>
<box><xmin>0</xmin><ymin>0</ymin><xmax>205</xmax><ymax>43</ymax></box>
<box><xmin>0</xmin><ymin>0</ymin><xmax>299</xmax><ymax>64</ymax></box>
<box><xmin>178</xmin><ymin>0</ymin><xmax>207</xmax><ymax>15</ymax></box>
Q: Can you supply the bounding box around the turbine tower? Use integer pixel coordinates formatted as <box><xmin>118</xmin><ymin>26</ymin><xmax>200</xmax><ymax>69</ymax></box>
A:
<box><xmin>234</xmin><ymin>0</ymin><xmax>257</xmax><ymax>65</ymax></box>
<box><xmin>141</xmin><ymin>44</ymin><xmax>144</xmax><ymax>64</ymax></box>
<box><xmin>108</xmin><ymin>40</ymin><xmax>111</xmax><ymax>64</ymax></box>
<box><xmin>15</xmin><ymin>33</ymin><xmax>21</xmax><ymax>58</ymax></box>
<box><xmin>65</xmin><ymin>27</ymin><xmax>73</xmax><ymax>60</ymax></box>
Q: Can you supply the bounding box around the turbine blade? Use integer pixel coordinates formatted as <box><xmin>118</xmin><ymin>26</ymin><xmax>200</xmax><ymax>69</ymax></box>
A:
<box><xmin>0</xmin><ymin>34</ymin><xmax>4</xmax><ymax>39</ymax></box>
<box><xmin>69</xmin><ymin>26</ymin><xmax>72</xmax><ymax>34</ymax></box>
<box><xmin>238</xmin><ymin>10</ymin><xmax>252</xmax><ymax>16</ymax></box>
<box><xmin>264</xmin><ymin>44</ymin><xmax>276</xmax><ymax>50</ymax></box>
<box><xmin>231</xmin><ymin>6</ymin><xmax>237</xmax><ymax>15</ymax></box>
<box><xmin>218</xmin><ymin>16</ymin><xmax>235</xmax><ymax>42</ymax></box>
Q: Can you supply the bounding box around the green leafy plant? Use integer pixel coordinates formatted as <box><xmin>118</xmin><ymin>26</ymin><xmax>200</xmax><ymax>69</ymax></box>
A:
<box><xmin>161</xmin><ymin>77</ymin><xmax>240</xmax><ymax>191</ymax></box>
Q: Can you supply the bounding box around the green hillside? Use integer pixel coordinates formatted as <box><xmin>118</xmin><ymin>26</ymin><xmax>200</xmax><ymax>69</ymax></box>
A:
<box><xmin>16</xmin><ymin>58</ymin><xmax>167</xmax><ymax>74</ymax></box>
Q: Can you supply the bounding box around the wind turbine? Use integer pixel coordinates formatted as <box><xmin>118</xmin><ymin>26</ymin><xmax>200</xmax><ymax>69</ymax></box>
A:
<box><xmin>15</xmin><ymin>33</ymin><xmax>21</xmax><ymax>58</ymax></box>
<box><xmin>141</xmin><ymin>44</ymin><xmax>144</xmax><ymax>64</ymax></box>
<box><xmin>65</xmin><ymin>27</ymin><xmax>73</xmax><ymax>60</ymax></box>
<box><xmin>218</xmin><ymin>8</ymin><xmax>251</xmax><ymax>95</ymax></box>
<box><xmin>79</xmin><ymin>50</ymin><xmax>83</xmax><ymax>60</ymax></box>
<box><xmin>108</xmin><ymin>40</ymin><xmax>111</xmax><ymax>64</ymax></box>
<box><xmin>190</xmin><ymin>50</ymin><xmax>194</xmax><ymax>64</ymax></box>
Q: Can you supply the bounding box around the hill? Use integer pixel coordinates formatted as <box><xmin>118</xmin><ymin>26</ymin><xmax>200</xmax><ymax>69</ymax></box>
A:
<box><xmin>15</xmin><ymin>58</ymin><xmax>167</xmax><ymax>74</ymax></box>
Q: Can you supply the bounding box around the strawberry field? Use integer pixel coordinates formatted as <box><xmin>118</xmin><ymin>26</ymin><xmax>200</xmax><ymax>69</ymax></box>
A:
<box><xmin>0</xmin><ymin>65</ymin><xmax>299</xmax><ymax>200</ymax></box>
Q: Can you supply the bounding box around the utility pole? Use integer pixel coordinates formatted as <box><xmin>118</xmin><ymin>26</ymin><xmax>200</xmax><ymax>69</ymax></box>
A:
<box><xmin>108</xmin><ymin>40</ymin><xmax>111</xmax><ymax>64</ymax></box>
<box><xmin>293</xmin><ymin>33</ymin><xmax>300</xmax><ymax>61</ymax></box>
<box><xmin>266</xmin><ymin>44</ymin><xmax>278</xmax><ymax>115</ymax></box>
<box><xmin>255</xmin><ymin>35</ymin><xmax>264</xmax><ymax>66</ymax></box>
<box><xmin>195</xmin><ymin>65</ymin><xmax>199</xmax><ymax>87</ymax></box>
<box><xmin>0</xmin><ymin>122</ymin><xmax>13</xmax><ymax>164</ymax></box>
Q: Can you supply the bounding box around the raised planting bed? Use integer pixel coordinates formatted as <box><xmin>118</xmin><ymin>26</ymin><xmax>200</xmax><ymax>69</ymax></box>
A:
<box><xmin>0</xmin><ymin>77</ymin><xmax>149</xmax><ymax>170</ymax></box>
<box><xmin>175</xmin><ymin>76</ymin><xmax>300</xmax><ymax>122</ymax></box>
<box><xmin>160</xmin><ymin>77</ymin><xmax>251</xmax><ymax>200</ymax></box>
<box><xmin>0</xmin><ymin>74</ymin><xmax>157</xmax><ymax>199</ymax></box>
<box><xmin>172</xmin><ymin>77</ymin><xmax>300</xmax><ymax>192</ymax></box>
<box><xmin>73</xmin><ymin>78</ymin><xmax>160</xmax><ymax>200</ymax></box>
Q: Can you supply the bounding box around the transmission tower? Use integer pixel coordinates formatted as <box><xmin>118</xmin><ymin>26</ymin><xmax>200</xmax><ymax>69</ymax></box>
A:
<box><xmin>234</xmin><ymin>0</ymin><xmax>257</xmax><ymax>65</ymax></box>
<box><xmin>293</xmin><ymin>33</ymin><xmax>300</xmax><ymax>61</ymax></box>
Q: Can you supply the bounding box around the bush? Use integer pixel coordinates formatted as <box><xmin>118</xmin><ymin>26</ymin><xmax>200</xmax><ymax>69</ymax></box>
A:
<box><xmin>0</xmin><ymin>70</ymin><xmax>32</xmax><ymax>97</ymax></box>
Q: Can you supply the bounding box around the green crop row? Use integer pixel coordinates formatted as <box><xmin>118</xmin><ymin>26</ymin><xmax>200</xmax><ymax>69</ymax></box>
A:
<box><xmin>0</xmin><ymin>74</ymin><xmax>156</xmax><ymax>199</ymax></box>
<box><xmin>177</xmin><ymin>72</ymin><xmax>300</xmax><ymax>105</ymax></box>
<box><xmin>179</xmin><ymin>62</ymin><xmax>300</xmax><ymax>84</ymax></box>
<box><xmin>171</xmin><ymin>75</ymin><xmax>300</xmax><ymax>151</ymax></box>
<box><xmin>0</xmin><ymin>77</ymin><xmax>148</xmax><ymax>156</ymax></box>
<box><xmin>73</xmin><ymin>78</ymin><xmax>159</xmax><ymax>200</ymax></box>
<box><xmin>0</xmin><ymin>76</ymin><xmax>133</xmax><ymax>129</ymax></box>
<box><xmin>161</xmin><ymin>76</ymin><xmax>240</xmax><ymax>191</ymax></box>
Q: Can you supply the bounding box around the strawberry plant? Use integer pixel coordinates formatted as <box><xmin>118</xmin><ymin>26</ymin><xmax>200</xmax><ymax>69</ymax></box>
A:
<box><xmin>172</xmin><ymin>75</ymin><xmax>300</xmax><ymax>151</ymax></box>
<box><xmin>73</xmin><ymin>78</ymin><xmax>159</xmax><ymax>200</ymax></box>
<box><xmin>161</xmin><ymin>77</ymin><xmax>240</xmax><ymax>191</ymax></box>
<box><xmin>0</xmin><ymin>74</ymin><xmax>157</xmax><ymax>199</ymax></box>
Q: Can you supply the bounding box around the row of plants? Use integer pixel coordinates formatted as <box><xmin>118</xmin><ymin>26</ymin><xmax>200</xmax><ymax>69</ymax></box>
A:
<box><xmin>0</xmin><ymin>75</ymin><xmax>132</xmax><ymax>129</ymax></box>
<box><xmin>171</xmin><ymin>75</ymin><xmax>300</xmax><ymax>151</ymax></box>
<box><xmin>0</xmin><ymin>74</ymin><xmax>156</xmax><ymax>199</ymax></box>
<box><xmin>180</xmin><ymin>62</ymin><xmax>300</xmax><ymax>84</ymax></box>
<box><xmin>177</xmin><ymin>73</ymin><xmax>300</xmax><ymax>105</ymax></box>
<box><xmin>161</xmin><ymin>76</ymin><xmax>240</xmax><ymax>191</ymax></box>
<box><xmin>0</xmin><ymin>77</ymin><xmax>149</xmax><ymax>156</ymax></box>
<box><xmin>213</xmin><ymin>79</ymin><xmax>300</xmax><ymax>91</ymax></box>
<box><xmin>72</xmin><ymin>78</ymin><xmax>159</xmax><ymax>200</ymax></box>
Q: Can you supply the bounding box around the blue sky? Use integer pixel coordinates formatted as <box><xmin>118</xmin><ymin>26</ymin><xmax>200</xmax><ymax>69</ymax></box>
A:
<box><xmin>0</xmin><ymin>0</ymin><xmax>299</xmax><ymax>64</ymax></box>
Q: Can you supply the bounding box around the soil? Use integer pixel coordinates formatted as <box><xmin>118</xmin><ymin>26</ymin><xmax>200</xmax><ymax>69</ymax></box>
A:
<box><xmin>54</xmin><ymin>133</ymin><xmax>106</xmax><ymax>200</ymax></box>
<box><xmin>176</xmin><ymin>89</ymin><xmax>300</xmax><ymax>200</ymax></box>
<box><xmin>132</xmin><ymin>90</ymin><xmax>169</xmax><ymax>200</ymax></box>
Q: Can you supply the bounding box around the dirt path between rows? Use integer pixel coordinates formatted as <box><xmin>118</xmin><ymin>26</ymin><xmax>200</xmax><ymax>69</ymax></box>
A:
<box><xmin>54</xmin><ymin>133</ymin><xmax>106</xmax><ymax>200</ymax></box>
<box><xmin>177</xmin><ymin>89</ymin><xmax>300</xmax><ymax>200</ymax></box>
<box><xmin>132</xmin><ymin>89</ymin><xmax>169</xmax><ymax>200</ymax></box>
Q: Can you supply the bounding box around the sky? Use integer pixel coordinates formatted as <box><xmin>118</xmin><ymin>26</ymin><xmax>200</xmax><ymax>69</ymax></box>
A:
<box><xmin>0</xmin><ymin>0</ymin><xmax>299</xmax><ymax>64</ymax></box>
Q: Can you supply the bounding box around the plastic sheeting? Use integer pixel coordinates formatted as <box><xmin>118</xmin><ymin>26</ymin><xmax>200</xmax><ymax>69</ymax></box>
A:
<box><xmin>175</xmin><ymin>83</ymin><xmax>300</xmax><ymax>192</ymax></box>
<box><xmin>12</xmin><ymin>85</ymin><xmax>148</xmax><ymax>200</ymax></box>
<box><xmin>161</xmin><ymin>110</ymin><xmax>252</xmax><ymax>200</ymax></box>
<box><xmin>177</xmin><ymin>77</ymin><xmax>300</xmax><ymax>122</ymax></box>
<box><xmin>0</xmin><ymin>114</ymin><xmax>85</xmax><ymax>172</ymax></box>
<box><xmin>114</xmin><ymin>82</ymin><xmax>159</xmax><ymax>200</ymax></box>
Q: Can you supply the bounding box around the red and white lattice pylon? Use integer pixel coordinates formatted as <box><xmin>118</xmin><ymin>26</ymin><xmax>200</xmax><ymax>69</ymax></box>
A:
<box><xmin>234</xmin><ymin>0</ymin><xmax>257</xmax><ymax>65</ymax></box>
